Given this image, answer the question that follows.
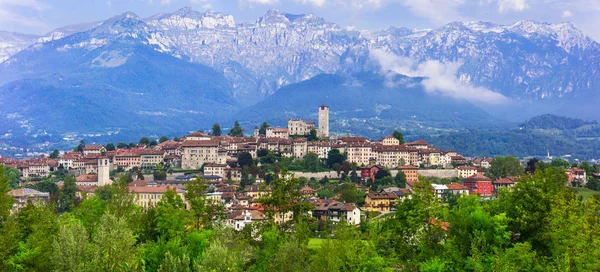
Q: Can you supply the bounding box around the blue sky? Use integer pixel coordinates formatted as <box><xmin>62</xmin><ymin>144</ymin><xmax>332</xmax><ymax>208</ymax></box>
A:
<box><xmin>1</xmin><ymin>0</ymin><xmax>599</xmax><ymax>41</ymax></box>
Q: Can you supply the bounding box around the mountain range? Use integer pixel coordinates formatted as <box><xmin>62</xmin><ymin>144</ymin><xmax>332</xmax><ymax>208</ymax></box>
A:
<box><xmin>1</xmin><ymin>7</ymin><xmax>600</xmax><ymax>155</ymax></box>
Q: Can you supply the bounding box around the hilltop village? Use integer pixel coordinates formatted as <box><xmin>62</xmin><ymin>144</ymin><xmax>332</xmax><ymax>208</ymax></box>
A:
<box><xmin>0</xmin><ymin>106</ymin><xmax>594</xmax><ymax>226</ymax></box>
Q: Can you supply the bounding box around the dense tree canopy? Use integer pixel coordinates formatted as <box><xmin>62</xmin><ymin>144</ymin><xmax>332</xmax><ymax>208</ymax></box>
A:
<box><xmin>0</xmin><ymin>162</ymin><xmax>598</xmax><ymax>271</ymax></box>
<box><xmin>392</xmin><ymin>130</ymin><xmax>405</xmax><ymax>144</ymax></box>
<box><xmin>486</xmin><ymin>156</ymin><xmax>524</xmax><ymax>180</ymax></box>
<box><xmin>211</xmin><ymin>123</ymin><xmax>222</xmax><ymax>136</ymax></box>
<box><xmin>228</xmin><ymin>121</ymin><xmax>244</xmax><ymax>137</ymax></box>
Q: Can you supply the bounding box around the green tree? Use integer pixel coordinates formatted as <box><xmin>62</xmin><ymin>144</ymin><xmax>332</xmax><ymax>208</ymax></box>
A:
<box><xmin>105</xmin><ymin>143</ymin><xmax>116</xmax><ymax>151</ymax></box>
<box><xmin>326</xmin><ymin>149</ymin><xmax>346</xmax><ymax>169</ymax></box>
<box><xmin>228</xmin><ymin>121</ymin><xmax>244</xmax><ymax>137</ymax></box>
<box><xmin>392</xmin><ymin>130</ymin><xmax>405</xmax><ymax>144</ymax></box>
<box><xmin>76</xmin><ymin>140</ymin><xmax>86</xmax><ymax>153</ymax></box>
<box><xmin>49</xmin><ymin>149</ymin><xmax>60</xmax><ymax>159</ymax></box>
<box><xmin>59</xmin><ymin>176</ymin><xmax>77</xmax><ymax>213</ymax></box>
<box><xmin>128</xmin><ymin>142</ymin><xmax>137</xmax><ymax>148</ymax></box>
<box><xmin>26</xmin><ymin>180</ymin><xmax>58</xmax><ymax>195</ymax></box>
<box><xmin>149</xmin><ymin>140</ymin><xmax>158</xmax><ymax>147</ymax></box>
<box><xmin>551</xmin><ymin>158</ymin><xmax>571</xmax><ymax>168</ymax></box>
<box><xmin>259</xmin><ymin>122</ymin><xmax>271</xmax><ymax>135</ymax></box>
<box><xmin>10</xmin><ymin>203</ymin><xmax>59</xmax><ymax>271</ymax></box>
<box><xmin>308</xmin><ymin>129</ymin><xmax>318</xmax><ymax>141</ymax></box>
<box><xmin>159</xmin><ymin>136</ymin><xmax>169</xmax><ymax>143</ymax></box>
<box><xmin>210</xmin><ymin>123</ymin><xmax>221</xmax><ymax>136</ymax></box>
<box><xmin>93</xmin><ymin>213</ymin><xmax>139</xmax><ymax>271</ymax></box>
<box><xmin>139</xmin><ymin>137</ymin><xmax>151</xmax><ymax>146</ymax></box>
<box><xmin>487</xmin><ymin>156</ymin><xmax>523</xmax><ymax>180</ymax></box>
<box><xmin>3</xmin><ymin>166</ymin><xmax>20</xmax><ymax>189</ymax></box>
<box><xmin>394</xmin><ymin>171</ymin><xmax>407</xmax><ymax>188</ymax></box>
<box><xmin>186</xmin><ymin>178</ymin><xmax>225</xmax><ymax>230</ymax></box>
<box><xmin>156</xmin><ymin>188</ymin><xmax>188</xmax><ymax>239</ymax></box>
<box><xmin>117</xmin><ymin>142</ymin><xmax>128</xmax><ymax>149</ymax></box>
<box><xmin>237</xmin><ymin>152</ymin><xmax>253</xmax><ymax>168</ymax></box>
<box><xmin>258</xmin><ymin>174</ymin><xmax>313</xmax><ymax>221</ymax></box>
<box><xmin>303</xmin><ymin>153</ymin><xmax>321</xmax><ymax>172</ymax></box>
<box><xmin>53</xmin><ymin>219</ymin><xmax>94</xmax><ymax>272</ymax></box>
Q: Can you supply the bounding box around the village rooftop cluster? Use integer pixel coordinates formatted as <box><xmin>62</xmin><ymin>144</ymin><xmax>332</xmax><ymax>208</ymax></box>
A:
<box><xmin>1</xmin><ymin>106</ymin><xmax>590</xmax><ymax>228</ymax></box>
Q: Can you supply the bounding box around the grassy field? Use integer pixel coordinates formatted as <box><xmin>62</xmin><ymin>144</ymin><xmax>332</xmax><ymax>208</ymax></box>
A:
<box><xmin>308</xmin><ymin>238</ymin><xmax>325</xmax><ymax>250</ymax></box>
<box><xmin>573</xmin><ymin>188</ymin><xmax>600</xmax><ymax>200</ymax></box>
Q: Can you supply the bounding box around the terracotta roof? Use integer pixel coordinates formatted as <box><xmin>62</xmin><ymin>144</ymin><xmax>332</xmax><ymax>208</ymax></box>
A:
<box><xmin>463</xmin><ymin>173</ymin><xmax>492</xmax><ymax>182</ymax></box>
<box><xmin>228</xmin><ymin>210</ymin><xmax>266</xmax><ymax>220</ymax></box>
<box><xmin>187</xmin><ymin>131</ymin><xmax>210</xmax><ymax>137</ymax></box>
<box><xmin>367</xmin><ymin>192</ymin><xmax>397</xmax><ymax>200</ymax></box>
<box><xmin>494</xmin><ymin>177</ymin><xmax>517</xmax><ymax>184</ymax></box>
<box><xmin>8</xmin><ymin>188</ymin><xmax>49</xmax><ymax>197</ymax></box>
<box><xmin>181</xmin><ymin>140</ymin><xmax>219</xmax><ymax>147</ymax></box>
<box><xmin>76</xmin><ymin>174</ymin><xmax>98</xmax><ymax>183</ymax></box>
<box><xmin>407</xmin><ymin>140</ymin><xmax>428</xmax><ymax>145</ymax></box>
<box><xmin>141</xmin><ymin>150</ymin><xmax>165</xmax><ymax>156</ymax></box>
<box><xmin>399</xmin><ymin>165</ymin><xmax>419</xmax><ymax>170</ymax></box>
<box><xmin>128</xmin><ymin>186</ymin><xmax>184</xmax><ymax>194</ymax></box>
<box><xmin>446</xmin><ymin>182</ymin><xmax>469</xmax><ymax>190</ymax></box>
<box><xmin>457</xmin><ymin>166</ymin><xmax>478</xmax><ymax>170</ymax></box>
<box><xmin>83</xmin><ymin>145</ymin><xmax>104</xmax><ymax>151</ymax></box>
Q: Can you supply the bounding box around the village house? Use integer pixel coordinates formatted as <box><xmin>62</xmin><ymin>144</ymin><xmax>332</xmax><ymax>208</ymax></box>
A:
<box><xmin>446</xmin><ymin>182</ymin><xmax>470</xmax><ymax>195</ymax></box>
<box><xmin>58</xmin><ymin>152</ymin><xmax>82</xmax><ymax>169</ymax></box>
<box><xmin>381</xmin><ymin>136</ymin><xmax>400</xmax><ymax>146</ymax></box>
<box><xmin>204</xmin><ymin>163</ymin><xmax>228</xmax><ymax>177</ymax></box>
<box><xmin>181</xmin><ymin>140</ymin><xmax>223</xmax><ymax>169</ymax></box>
<box><xmin>565</xmin><ymin>167</ymin><xmax>587</xmax><ymax>187</ymax></box>
<box><xmin>457</xmin><ymin>166</ymin><xmax>479</xmax><ymax>178</ymax></box>
<box><xmin>186</xmin><ymin>131</ymin><xmax>211</xmax><ymax>141</ymax></box>
<box><xmin>431</xmin><ymin>184</ymin><xmax>449</xmax><ymax>198</ymax></box>
<box><xmin>463</xmin><ymin>174</ymin><xmax>494</xmax><ymax>198</ymax></box>
<box><xmin>312</xmin><ymin>202</ymin><xmax>361</xmax><ymax>225</ymax></box>
<box><xmin>114</xmin><ymin>151</ymin><xmax>141</xmax><ymax>170</ymax></box>
<box><xmin>140</xmin><ymin>150</ymin><xmax>165</xmax><ymax>169</ymax></box>
<box><xmin>288</xmin><ymin>119</ymin><xmax>315</xmax><ymax>136</ymax></box>
<box><xmin>399</xmin><ymin>165</ymin><xmax>419</xmax><ymax>185</ymax></box>
<box><xmin>227</xmin><ymin>210</ymin><xmax>266</xmax><ymax>231</ymax></box>
<box><xmin>292</xmin><ymin>138</ymin><xmax>308</xmax><ymax>158</ymax></box>
<box><xmin>493</xmin><ymin>177</ymin><xmax>518</xmax><ymax>191</ymax></box>
<box><xmin>346</xmin><ymin>143</ymin><xmax>374</xmax><ymax>166</ymax></box>
<box><xmin>83</xmin><ymin>145</ymin><xmax>106</xmax><ymax>156</ymax></box>
<box><xmin>129</xmin><ymin>186</ymin><xmax>185</xmax><ymax>208</ymax></box>
<box><xmin>361</xmin><ymin>164</ymin><xmax>384</xmax><ymax>182</ymax></box>
<box><xmin>8</xmin><ymin>188</ymin><xmax>50</xmax><ymax>213</ymax></box>
<box><xmin>364</xmin><ymin>192</ymin><xmax>397</xmax><ymax>212</ymax></box>
<box><xmin>266</xmin><ymin>127</ymin><xmax>289</xmax><ymax>139</ymax></box>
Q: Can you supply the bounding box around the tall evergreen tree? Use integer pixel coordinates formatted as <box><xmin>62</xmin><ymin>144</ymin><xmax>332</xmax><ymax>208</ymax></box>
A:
<box><xmin>212</xmin><ymin>123</ymin><xmax>222</xmax><ymax>136</ymax></box>
<box><xmin>228</xmin><ymin>121</ymin><xmax>244</xmax><ymax>137</ymax></box>
<box><xmin>392</xmin><ymin>130</ymin><xmax>405</xmax><ymax>144</ymax></box>
<box><xmin>59</xmin><ymin>176</ymin><xmax>77</xmax><ymax>213</ymax></box>
<box><xmin>259</xmin><ymin>122</ymin><xmax>271</xmax><ymax>135</ymax></box>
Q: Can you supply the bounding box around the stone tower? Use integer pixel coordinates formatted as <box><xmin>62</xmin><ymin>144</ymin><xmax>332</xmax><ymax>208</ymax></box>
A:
<box><xmin>318</xmin><ymin>105</ymin><xmax>329</xmax><ymax>138</ymax></box>
<box><xmin>97</xmin><ymin>157</ymin><xmax>111</xmax><ymax>186</ymax></box>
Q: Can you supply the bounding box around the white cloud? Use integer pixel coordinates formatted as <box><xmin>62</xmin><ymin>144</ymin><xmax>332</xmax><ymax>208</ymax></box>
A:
<box><xmin>240</xmin><ymin>0</ymin><xmax>280</xmax><ymax>5</ymax></box>
<box><xmin>160</xmin><ymin>0</ymin><xmax>172</xmax><ymax>5</ymax></box>
<box><xmin>497</xmin><ymin>0</ymin><xmax>529</xmax><ymax>13</ymax></box>
<box><xmin>0</xmin><ymin>0</ymin><xmax>48</xmax><ymax>11</ymax></box>
<box><xmin>106</xmin><ymin>1</ymin><xmax>112</xmax><ymax>7</ymax></box>
<box><xmin>0</xmin><ymin>8</ymin><xmax>47</xmax><ymax>27</ymax></box>
<box><xmin>0</xmin><ymin>0</ymin><xmax>48</xmax><ymax>29</ymax></box>
<box><xmin>562</xmin><ymin>9</ymin><xmax>573</xmax><ymax>18</ymax></box>
<box><xmin>370</xmin><ymin>49</ymin><xmax>509</xmax><ymax>104</ymax></box>
<box><xmin>400</xmin><ymin>0</ymin><xmax>467</xmax><ymax>24</ymax></box>
<box><xmin>297</xmin><ymin>0</ymin><xmax>327</xmax><ymax>7</ymax></box>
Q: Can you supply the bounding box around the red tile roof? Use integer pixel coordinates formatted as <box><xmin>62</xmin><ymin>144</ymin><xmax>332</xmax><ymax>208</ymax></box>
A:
<box><xmin>181</xmin><ymin>140</ymin><xmax>219</xmax><ymax>147</ymax></box>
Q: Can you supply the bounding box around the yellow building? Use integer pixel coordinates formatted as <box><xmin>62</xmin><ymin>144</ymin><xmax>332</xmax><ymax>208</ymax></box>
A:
<box><xmin>129</xmin><ymin>186</ymin><xmax>185</xmax><ymax>208</ymax></box>
<box><xmin>364</xmin><ymin>192</ymin><xmax>397</xmax><ymax>212</ymax></box>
